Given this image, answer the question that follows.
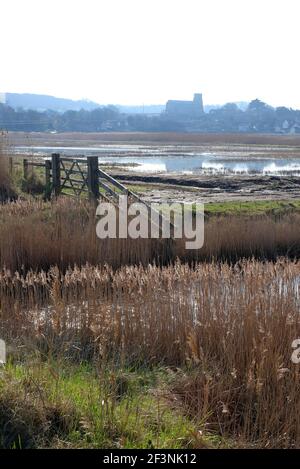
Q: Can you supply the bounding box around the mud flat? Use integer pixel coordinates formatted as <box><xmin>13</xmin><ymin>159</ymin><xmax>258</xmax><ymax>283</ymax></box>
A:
<box><xmin>9</xmin><ymin>131</ymin><xmax>300</xmax><ymax>149</ymax></box>
<box><xmin>112</xmin><ymin>171</ymin><xmax>300</xmax><ymax>204</ymax></box>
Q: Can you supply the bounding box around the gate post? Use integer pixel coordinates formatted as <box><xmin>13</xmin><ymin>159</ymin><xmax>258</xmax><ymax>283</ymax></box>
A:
<box><xmin>45</xmin><ymin>160</ymin><xmax>51</xmax><ymax>187</ymax></box>
<box><xmin>45</xmin><ymin>160</ymin><xmax>52</xmax><ymax>200</ymax></box>
<box><xmin>23</xmin><ymin>159</ymin><xmax>28</xmax><ymax>181</ymax></box>
<box><xmin>8</xmin><ymin>157</ymin><xmax>13</xmax><ymax>176</ymax></box>
<box><xmin>51</xmin><ymin>153</ymin><xmax>61</xmax><ymax>196</ymax></box>
<box><xmin>87</xmin><ymin>156</ymin><xmax>99</xmax><ymax>201</ymax></box>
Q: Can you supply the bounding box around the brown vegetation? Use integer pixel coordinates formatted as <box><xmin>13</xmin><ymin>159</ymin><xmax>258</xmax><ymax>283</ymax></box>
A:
<box><xmin>9</xmin><ymin>131</ymin><xmax>300</xmax><ymax>147</ymax></box>
<box><xmin>0</xmin><ymin>259</ymin><xmax>299</xmax><ymax>447</ymax></box>
<box><xmin>0</xmin><ymin>380</ymin><xmax>78</xmax><ymax>449</ymax></box>
<box><xmin>0</xmin><ymin>198</ymin><xmax>299</xmax><ymax>272</ymax></box>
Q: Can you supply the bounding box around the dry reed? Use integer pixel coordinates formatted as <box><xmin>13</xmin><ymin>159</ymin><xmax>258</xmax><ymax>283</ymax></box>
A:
<box><xmin>0</xmin><ymin>259</ymin><xmax>299</xmax><ymax>447</ymax></box>
<box><xmin>0</xmin><ymin>198</ymin><xmax>299</xmax><ymax>272</ymax></box>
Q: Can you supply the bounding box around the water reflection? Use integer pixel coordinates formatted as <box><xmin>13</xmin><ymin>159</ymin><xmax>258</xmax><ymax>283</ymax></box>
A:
<box><xmin>15</xmin><ymin>146</ymin><xmax>300</xmax><ymax>176</ymax></box>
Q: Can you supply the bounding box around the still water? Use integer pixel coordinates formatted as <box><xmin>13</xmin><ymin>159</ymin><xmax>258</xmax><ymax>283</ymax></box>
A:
<box><xmin>15</xmin><ymin>145</ymin><xmax>300</xmax><ymax>176</ymax></box>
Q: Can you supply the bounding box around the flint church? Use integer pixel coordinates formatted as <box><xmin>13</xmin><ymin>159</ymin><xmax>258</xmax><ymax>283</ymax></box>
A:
<box><xmin>165</xmin><ymin>93</ymin><xmax>204</xmax><ymax>118</ymax></box>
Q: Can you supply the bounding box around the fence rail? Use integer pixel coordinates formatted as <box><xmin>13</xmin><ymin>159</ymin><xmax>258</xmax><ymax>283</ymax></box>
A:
<box><xmin>7</xmin><ymin>153</ymin><xmax>174</xmax><ymax>235</ymax></box>
<box><xmin>19</xmin><ymin>153</ymin><xmax>138</xmax><ymax>203</ymax></box>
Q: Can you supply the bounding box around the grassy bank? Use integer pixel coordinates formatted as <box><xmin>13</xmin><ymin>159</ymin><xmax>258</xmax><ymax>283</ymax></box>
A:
<box><xmin>204</xmin><ymin>199</ymin><xmax>300</xmax><ymax>216</ymax></box>
<box><xmin>1</xmin><ymin>362</ymin><xmax>209</xmax><ymax>449</ymax></box>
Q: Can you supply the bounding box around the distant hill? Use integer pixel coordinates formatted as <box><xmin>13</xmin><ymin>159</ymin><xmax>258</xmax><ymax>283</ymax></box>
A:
<box><xmin>5</xmin><ymin>94</ymin><xmax>166</xmax><ymax>115</ymax></box>
<box><xmin>5</xmin><ymin>93</ymin><xmax>100</xmax><ymax>112</ymax></box>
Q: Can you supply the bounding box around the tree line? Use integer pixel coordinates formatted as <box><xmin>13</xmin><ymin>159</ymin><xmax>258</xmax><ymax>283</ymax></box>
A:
<box><xmin>1</xmin><ymin>99</ymin><xmax>300</xmax><ymax>133</ymax></box>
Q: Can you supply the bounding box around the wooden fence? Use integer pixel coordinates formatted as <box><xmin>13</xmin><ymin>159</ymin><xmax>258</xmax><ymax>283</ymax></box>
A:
<box><xmin>8</xmin><ymin>153</ymin><xmax>174</xmax><ymax>235</ymax></box>
<box><xmin>20</xmin><ymin>153</ymin><xmax>142</xmax><ymax>205</ymax></box>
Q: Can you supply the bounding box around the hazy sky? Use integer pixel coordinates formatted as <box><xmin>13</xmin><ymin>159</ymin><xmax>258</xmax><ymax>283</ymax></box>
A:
<box><xmin>1</xmin><ymin>0</ymin><xmax>300</xmax><ymax>107</ymax></box>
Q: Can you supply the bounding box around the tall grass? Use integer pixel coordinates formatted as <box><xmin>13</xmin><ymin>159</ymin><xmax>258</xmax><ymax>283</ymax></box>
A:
<box><xmin>0</xmin><ymin>259</ymin><xmax>299</xmax><ymax>447</ymax></box>
<box><xmin>0</xmin><ymin>198</ymin><xmax>299</xmax><ymax>272</ymax></box>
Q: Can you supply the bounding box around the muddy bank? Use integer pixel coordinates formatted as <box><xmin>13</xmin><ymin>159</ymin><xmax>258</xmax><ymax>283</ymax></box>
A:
<box><xmin>111</xmin><ymin>172</ymin><xmax>300</xmax><ymax>203</ymax></box>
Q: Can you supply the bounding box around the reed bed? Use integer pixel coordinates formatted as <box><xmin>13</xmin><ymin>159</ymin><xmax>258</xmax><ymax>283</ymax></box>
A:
<box><xmin>0</xmin><ymin>198</ymin><xmax>300</xmax><ymax>272</ymax></box>
<box><xmin>0</xmin><ymin>259</ymin><xmax>300</xmax><ymax>447</ymax></box>
<box><xmin>1</xmin><ymin>194</ymin><xmax>300</xmax><ymax>447</ymax></box>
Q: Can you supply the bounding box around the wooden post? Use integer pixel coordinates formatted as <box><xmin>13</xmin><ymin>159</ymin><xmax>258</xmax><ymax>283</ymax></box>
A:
<box><xmin>8</xmin><ymin>157</ymin><xmax>13</xmax><ymax>176</ymax></box>
<box><xmin>23</xmin><ymin>159</ymin><xmax>28</xmax><ymax>180</ymax></box>
<box><xmin>51</xmin><ymin>153</ymin><xmax>61</xmax><ymax>196</ymax></box>
<box><xmin>45</xmin><ymin>160</ymin><xmax>52</xmax><ymax>200</ymax></box>
<box><xmin>45</xmin><ymin>160</ymin><xmax>51</xmax><ymax>187</ymax></box>
<box><xmin>87</xmin><ymin>156</ymin><xmax>99</xmax><ymax>201</ymax></box>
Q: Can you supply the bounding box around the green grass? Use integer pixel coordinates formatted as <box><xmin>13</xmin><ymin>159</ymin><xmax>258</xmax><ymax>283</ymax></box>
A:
<box><xmin>11</xmin><ymin>163</ymin><xmax>46</xmax><ymax>197</ymax></box>
<box><xmin>0</xmin><ymin>360</ymin><xmax>219</xmax><ymax>449</ymax></box>
<box><xmin>203</xmin><ymin>199</ymin><xmax>300</xmax><ymax>216</ymax></box>
<box><xmin>157</xmin><ymin>199</ymin><xmax>300</xmax><ymax>219</ymax></box>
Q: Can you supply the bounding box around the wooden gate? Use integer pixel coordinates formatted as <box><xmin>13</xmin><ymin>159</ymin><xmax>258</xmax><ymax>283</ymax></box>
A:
<box><xmin>23</xmin><ymin>153</ymin><xmax>141</xmax><ymax>202</ymax></box>
<box><xmin>21</xmin><ymin>153</ymin><xmax>173</xmax><ymax>233</ymax></box>
<box><xmin>51</xmin><ymin>153</ymin><xmax>98</xmax><ymax>199</ymax></box>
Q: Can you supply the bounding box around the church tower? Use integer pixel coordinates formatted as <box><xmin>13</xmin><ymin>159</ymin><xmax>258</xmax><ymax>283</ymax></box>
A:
<box><xmin>193</xmin><ymin>93</ymin><xmax>204</xmax><ymax>114</ymax></box>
